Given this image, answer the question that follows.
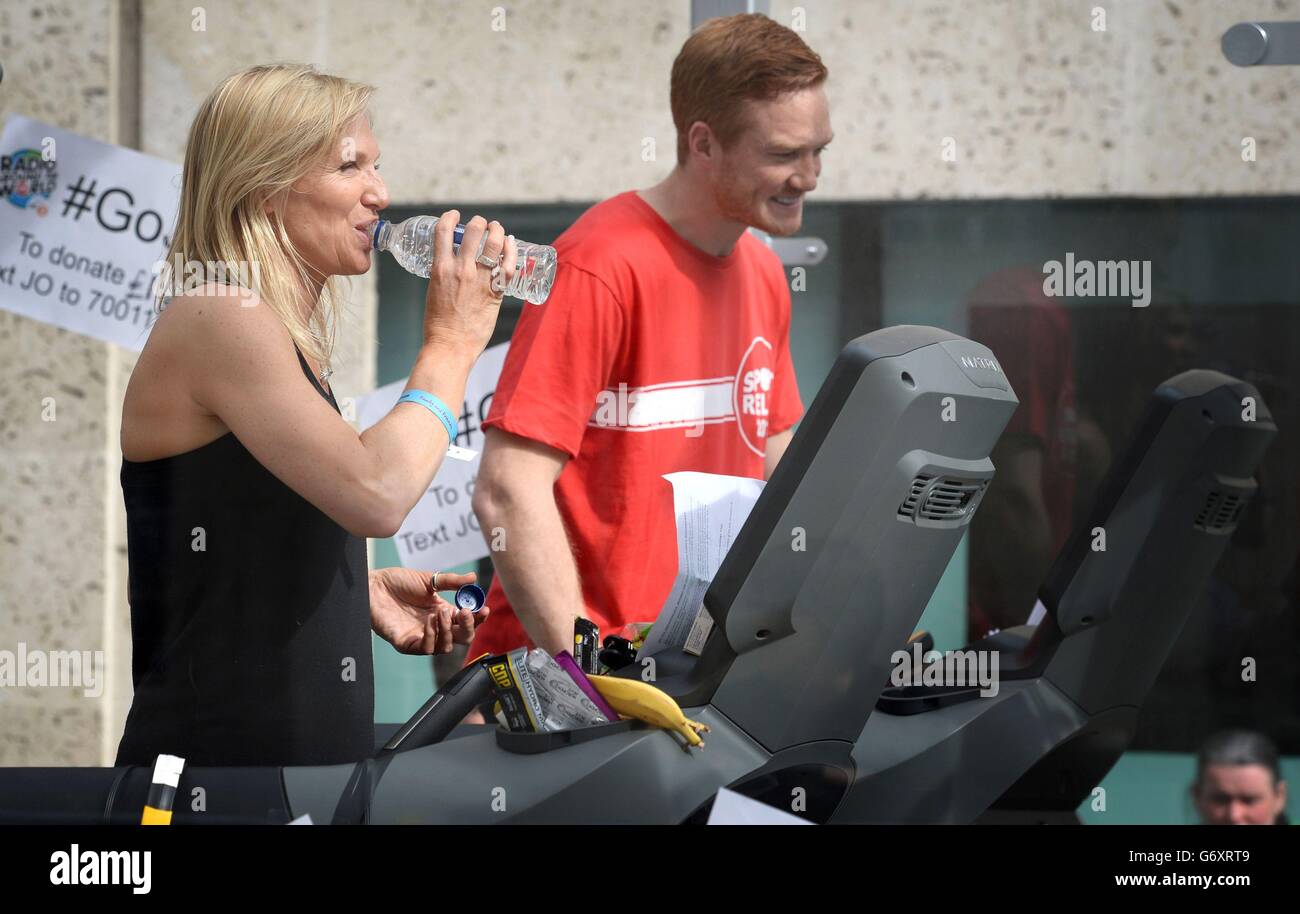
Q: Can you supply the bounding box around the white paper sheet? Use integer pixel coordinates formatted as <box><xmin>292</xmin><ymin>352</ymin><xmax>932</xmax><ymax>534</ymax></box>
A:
<box><xmin>1026</xmin><ymin>599</ymin><xmax>1047</xmax><ymax>626</ymax></box>
<box><xmin>706</xmin><ymin>787</ymin><xmax>812</xmax><ymax>825</ymax></box>
<box><xmin>640</xmin><ymin>471</ymin><xmax>765</xmax><ymax>658</ymax></box>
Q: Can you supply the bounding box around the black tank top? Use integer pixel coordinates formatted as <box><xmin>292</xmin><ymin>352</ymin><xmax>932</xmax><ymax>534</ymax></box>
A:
<box><xmin>115</xmin><ymin>345</ymin><xmax>374</xmax><ymax>767</ymax></box>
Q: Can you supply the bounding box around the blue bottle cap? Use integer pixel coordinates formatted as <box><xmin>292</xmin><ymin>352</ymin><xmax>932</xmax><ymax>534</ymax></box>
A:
<box><xmin>455</xmin><ymin>583</ymin><xmax>485</xmax><ymax>613</ymax></box>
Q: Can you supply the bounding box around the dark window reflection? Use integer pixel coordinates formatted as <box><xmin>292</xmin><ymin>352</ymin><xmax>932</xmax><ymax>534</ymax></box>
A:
<box><xmin>860</xmin><ymin>199</ymin><xmax>1300</xmax><ymax>755</ymax></box>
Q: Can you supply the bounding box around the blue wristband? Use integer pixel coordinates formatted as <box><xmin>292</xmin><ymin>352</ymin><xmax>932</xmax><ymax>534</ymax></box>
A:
<box><xmin>397</xmin><ymin>389</ymin><xmax>458</xmax><ymax>444</ymax></box>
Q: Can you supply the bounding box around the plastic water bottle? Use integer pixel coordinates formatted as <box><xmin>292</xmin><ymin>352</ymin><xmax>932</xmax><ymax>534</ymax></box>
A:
<box><xmin>371</xmin><ymin>217</ymin><xmax>557</xmax><ymax>305</ymax></box>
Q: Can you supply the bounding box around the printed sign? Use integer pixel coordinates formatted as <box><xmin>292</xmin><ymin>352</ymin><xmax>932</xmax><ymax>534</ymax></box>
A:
<box><xmin>0</xmin><ymin>115</ymin><xmax>181</xmax><ymax>351</ymax></box>
<box><xmin>356</xmin><ymin>342</ymin><xmax>509</xmax><ymax>570</ymax></box>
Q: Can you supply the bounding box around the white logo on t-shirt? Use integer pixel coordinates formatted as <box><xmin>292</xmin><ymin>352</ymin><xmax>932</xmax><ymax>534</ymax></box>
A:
<box><xmin>733</xmin><ymin>337</ymin><xmax>776</xmax><ymax>456</ymax></box>
<box><xmin>586</xmin><ymin>335</ymin><xmax>778</xmax><ymax>456</ymax></box>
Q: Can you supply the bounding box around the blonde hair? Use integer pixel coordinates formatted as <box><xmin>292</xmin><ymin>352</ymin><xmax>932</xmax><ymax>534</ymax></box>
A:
<box><xmin>157</xmin><ymin>63</ymin><xmax>376</xmax><ymax>368</ymax></box>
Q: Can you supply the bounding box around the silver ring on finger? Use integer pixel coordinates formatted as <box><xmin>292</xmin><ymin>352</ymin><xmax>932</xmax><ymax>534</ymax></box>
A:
<box><xmin>475</xmin><ymin>251</ymin><xmax>500</xmax><ymax>269</ymax></box>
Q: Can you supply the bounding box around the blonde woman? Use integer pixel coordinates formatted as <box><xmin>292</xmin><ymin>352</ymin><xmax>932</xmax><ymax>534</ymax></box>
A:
<box><xmin>116</xmin><ymin>65</ymin><xmax>516</xmax><ymax>767</ymax></box>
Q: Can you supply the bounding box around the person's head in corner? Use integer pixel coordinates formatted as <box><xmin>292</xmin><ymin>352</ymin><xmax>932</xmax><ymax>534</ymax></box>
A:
<box><xmin>671</xmin><ymin>13</ymin><xmax>831</xmax><ymax>237</ymax></box>
<box><xmin>1192</xmin><ymin>729</ymin><xmax>1289</xmax><ymax>825</ymax></box>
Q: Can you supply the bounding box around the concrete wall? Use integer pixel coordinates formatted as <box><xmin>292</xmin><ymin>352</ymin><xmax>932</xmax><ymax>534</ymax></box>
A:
<box><xmin>771</xmin><ymin>0</ymin><xmax>1300</xmax><ymax>198</ymax></box>
<box><xmin>0</xmin><ymin>0</ymin><xmax>125</xmax><ymax>765</ymax></box>
<box><xmin>2</xmin><ymin>0</ymin><xmax>1299</xmax><ymax>765</ymax></box>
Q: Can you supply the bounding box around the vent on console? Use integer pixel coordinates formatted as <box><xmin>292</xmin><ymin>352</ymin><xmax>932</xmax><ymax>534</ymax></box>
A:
<box><xmin>1194</xmin><ymin>489</ymin><xmax>1245</xmax><ymax>533</ymax></box>
<box><xmin>898</xmin><ymin>474</ymin><xmax>988</xmax><ymax>528</ymax></box>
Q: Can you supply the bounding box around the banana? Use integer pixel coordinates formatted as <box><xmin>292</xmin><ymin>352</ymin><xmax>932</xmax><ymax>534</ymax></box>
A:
<box><xmin>587</xmin><ymin>674</ymin><xmax>710</xmax><ymax>749</ymax></box>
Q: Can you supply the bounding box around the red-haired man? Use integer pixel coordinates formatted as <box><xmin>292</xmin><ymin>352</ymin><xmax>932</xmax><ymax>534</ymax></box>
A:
<box><xmin>470</xmin><ymin>14</ymin><xmax>832</xmax><ymax>675</ymax></box>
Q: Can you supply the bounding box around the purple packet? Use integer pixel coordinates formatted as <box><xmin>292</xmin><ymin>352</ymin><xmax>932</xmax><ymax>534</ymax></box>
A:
<box><xmin>554</xmin><ymin>650</ymin><xmax>619</xmax><ymax>722</ymax></box>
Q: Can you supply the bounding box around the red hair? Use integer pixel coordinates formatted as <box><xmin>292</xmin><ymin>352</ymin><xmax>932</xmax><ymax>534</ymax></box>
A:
<box><xmin>671</xmin><ymin>13</ymin><xmax>827</xmax><ymax>165</ymax></box>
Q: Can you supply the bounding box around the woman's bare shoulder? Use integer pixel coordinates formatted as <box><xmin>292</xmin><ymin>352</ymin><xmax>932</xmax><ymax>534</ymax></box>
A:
<box><xmin>157</xmin><ymin>283</ymin><xmax>266</xmax><ymax>321</ymax></box>
<box><xmin>155</xmin><ymin>283</ymin><xmax>287</xmax><ymax>345</ymax></box>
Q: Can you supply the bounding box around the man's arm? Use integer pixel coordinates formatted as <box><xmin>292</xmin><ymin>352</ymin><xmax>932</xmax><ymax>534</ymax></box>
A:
<box><xmin>764</xmin><ymin>428</ymin><xmax>794</xmax><ymax>480</ymax></box>
<box><xmin>471</xmin><ymin>428</ymin><xmax>582</xmax><ymax>657</ymax></box>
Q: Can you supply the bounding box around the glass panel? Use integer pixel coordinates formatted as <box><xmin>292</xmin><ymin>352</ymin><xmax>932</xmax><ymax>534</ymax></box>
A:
<box><xmin>872</xmin><ymin>198</ymin><xmax>1300</xmax><ymax>755</ymax></box>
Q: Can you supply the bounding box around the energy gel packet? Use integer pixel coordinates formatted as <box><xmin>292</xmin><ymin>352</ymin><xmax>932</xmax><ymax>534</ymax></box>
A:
<box><xmin>484</xmin><ymin>648</ymin><xmax>545</xmax><ymax>732</ymax></box>
<box><xmin>524</xmin><ymin>649</ymin><xmax>611</xmax><ymax>729</ymax></box>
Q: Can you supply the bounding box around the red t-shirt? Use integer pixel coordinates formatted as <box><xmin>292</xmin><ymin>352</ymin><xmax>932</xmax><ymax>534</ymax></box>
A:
<box><xmin>471</xmin><ymin>190</ymin><xmax>804</xmax><ymax>658</ymax></box>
